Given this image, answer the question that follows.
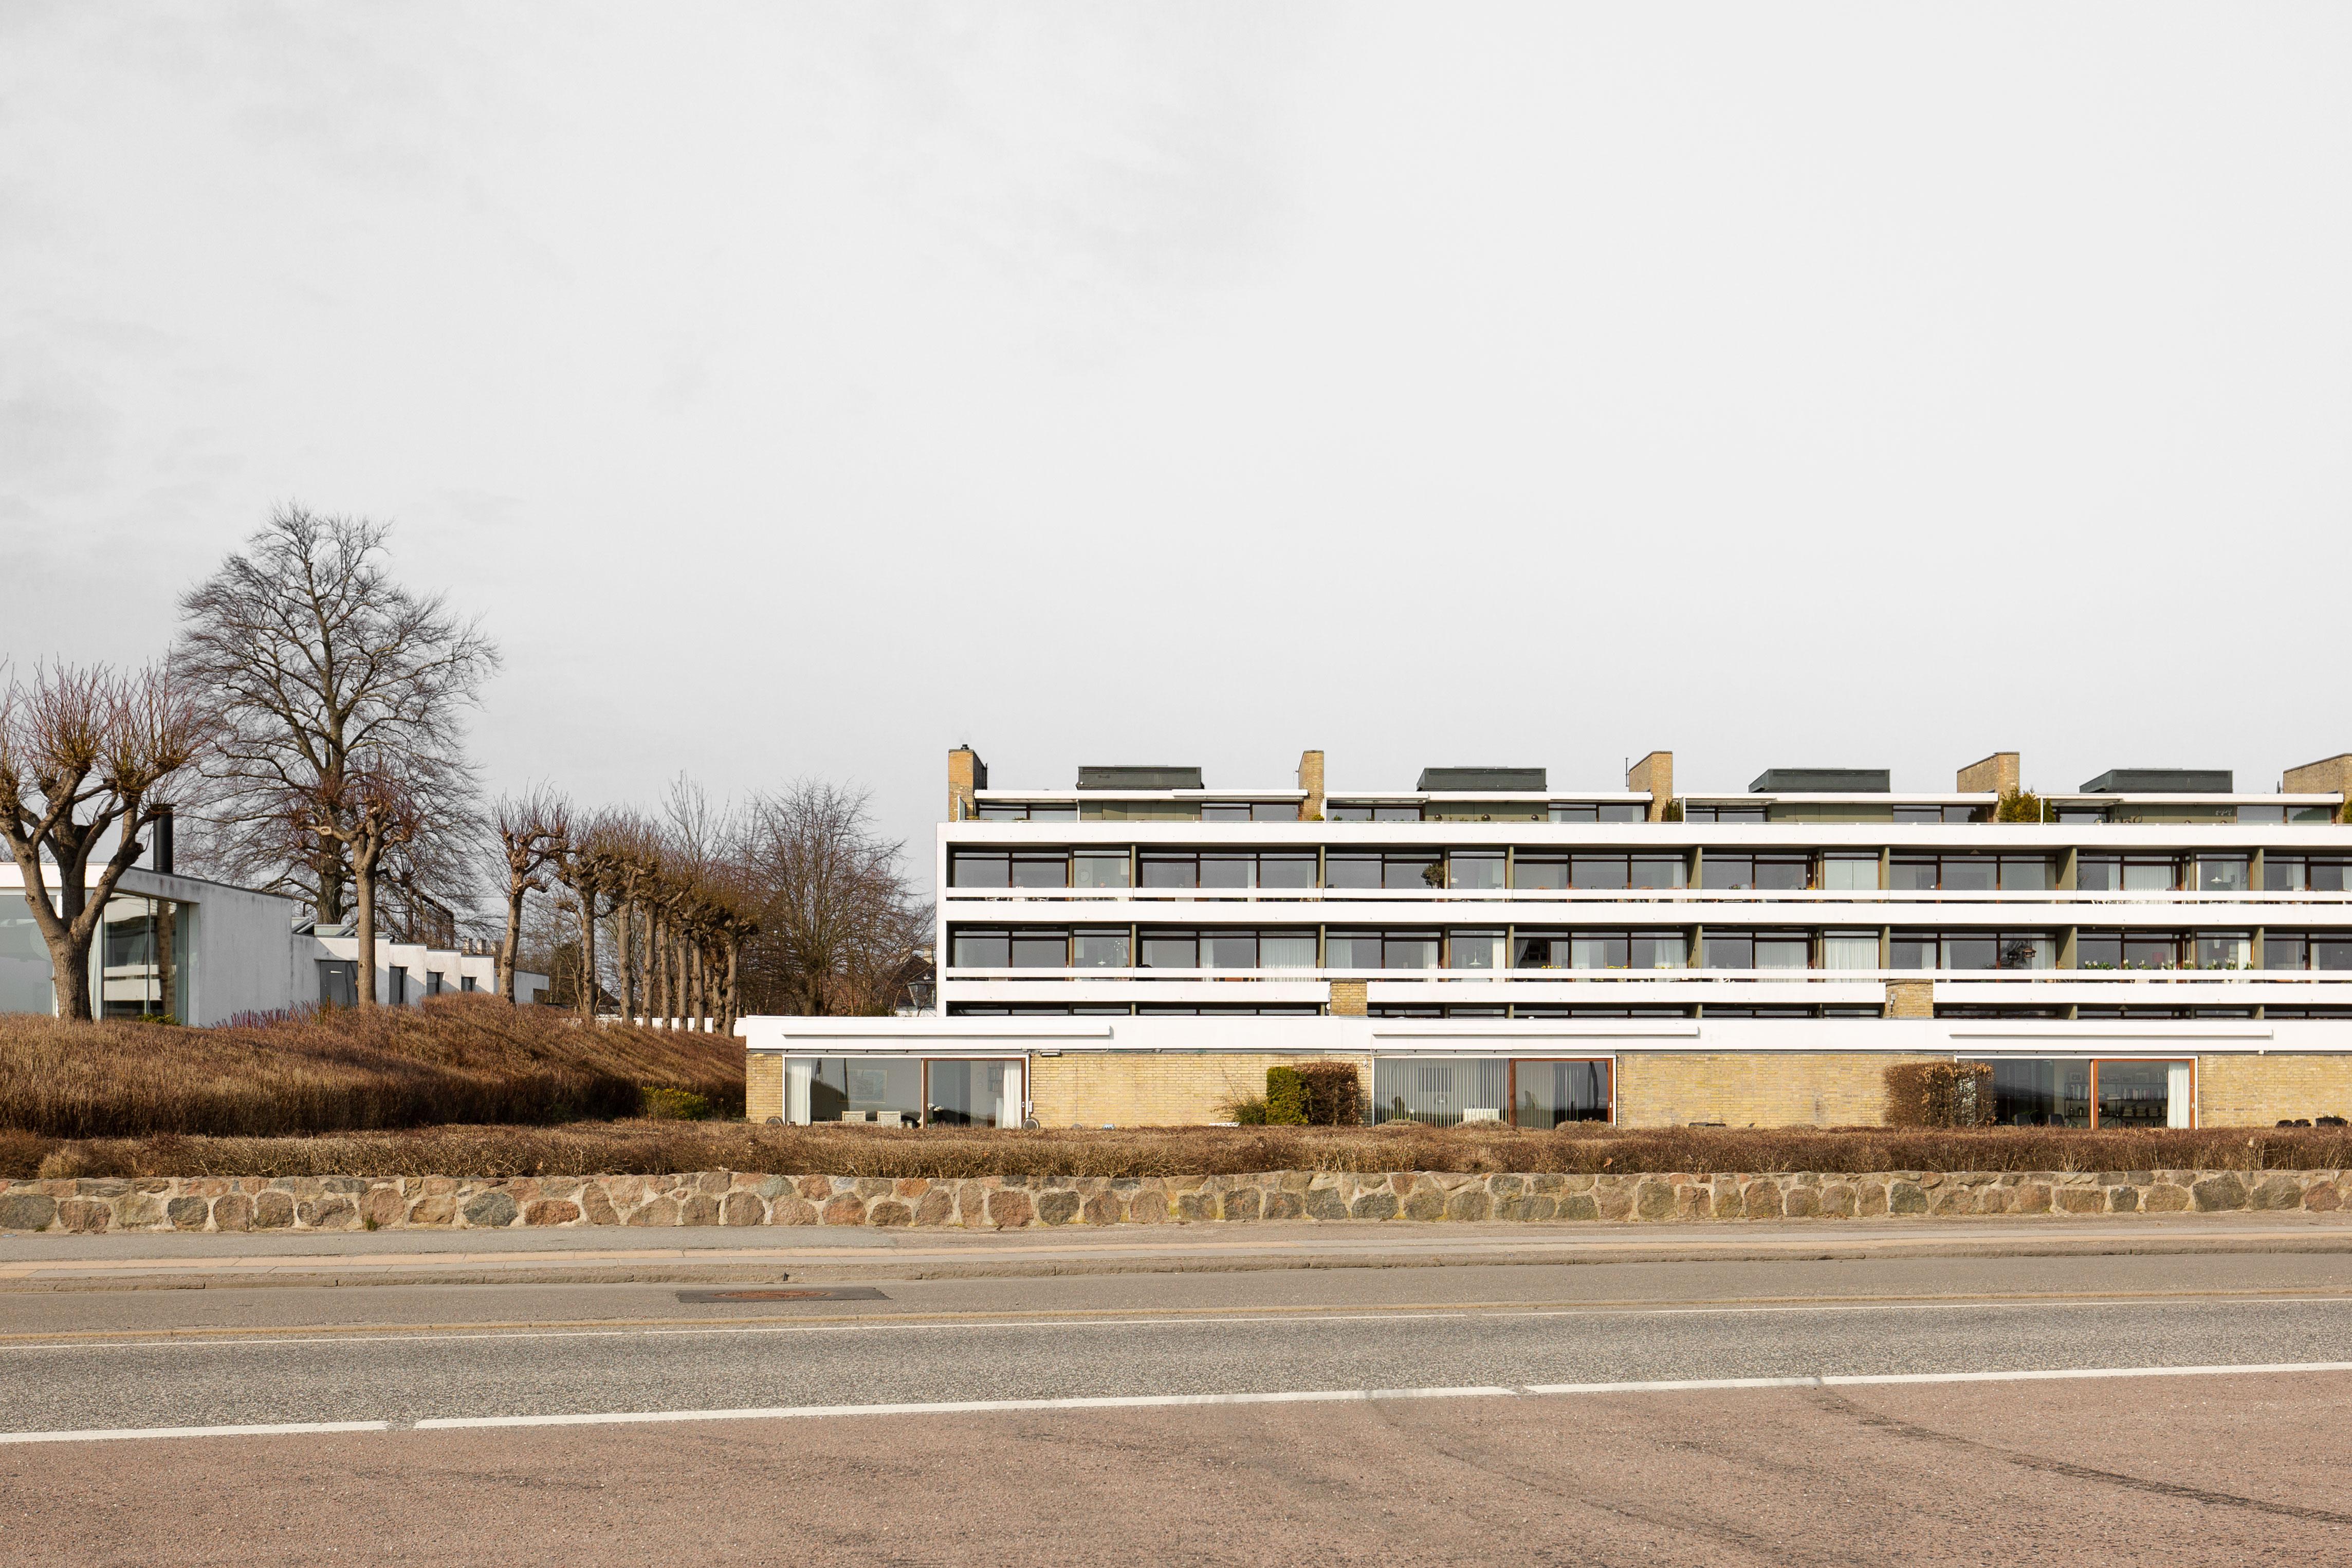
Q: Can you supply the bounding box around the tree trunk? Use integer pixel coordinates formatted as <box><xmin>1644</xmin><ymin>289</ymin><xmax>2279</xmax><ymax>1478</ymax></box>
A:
<box><xmin>614</xmin><ymin>900</ymin><xmax>634</xmax><ymax>1024</ymax></box>
<box><xmin>354</xmin><ymin>850</ymin><xmax>379</xmax><ymax>1007</ymax></box>
<box><xmin>498</xmin><ymin>884</ymin><xmax>525</xmax><ymax>1002</ymax></box>
<box><xmin>724</xmin><ymin>935</ymin><xmax>740</xmax><ymax>1035</ymax></box>
<box><xmin>577</xmin><ymin>886</ymin><xmax>598</xmax><ymax>1025</ymax></box>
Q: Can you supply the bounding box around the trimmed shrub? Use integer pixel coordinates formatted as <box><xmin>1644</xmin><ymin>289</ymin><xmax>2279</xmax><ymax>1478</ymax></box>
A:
<box><xmin>1885</xmin><ymin>1060</ymin><xmax>1995</xmax><ymax>1128</ymax></box>
<box><xmin>1264</xmin><ymin>1066</ymin><xmax>1310</xmax><ymax>1126</ymax></box>
<box><xmin>640</xmin><ymin>1087</ymin><xmax>713</xmax><ymax>1121</ymax></box>
<box><xmin>1295</xmin><ymin>1060</ymin><xmax>1363</xmax><ymax>1126</ymax></box>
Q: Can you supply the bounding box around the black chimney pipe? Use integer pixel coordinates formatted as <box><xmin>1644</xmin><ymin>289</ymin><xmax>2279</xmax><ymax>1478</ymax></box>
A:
<box><xmin>153</xmin><ymin>805</ymin><xmax>174</xmax><ymax>877</ymax></box>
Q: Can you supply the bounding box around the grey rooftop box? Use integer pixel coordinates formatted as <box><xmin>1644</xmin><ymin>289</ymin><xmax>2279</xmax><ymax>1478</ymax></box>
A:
<box><xmin>2080</xmin><ymin>768</ymin><xmax>2233</xmax><ymax>794</ymax></box>
<box><xmin>1417</xmin><ymin>766</ymin><xmax>1548</xmax><ymax>792</ymax></box>
<box><xmin>1075</xmin><ymin>765</ymin><xmax>1203</xmax><ymax>791</ymax></box>
<box><xmin>1749</xmin><ymin>768</ymin><xmax>1891</xmax><ymax>794</ymax></box>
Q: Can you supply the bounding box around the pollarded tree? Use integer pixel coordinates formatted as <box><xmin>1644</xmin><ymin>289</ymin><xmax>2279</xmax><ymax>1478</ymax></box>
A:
<box><xmin>0</xmin><ymin>663</ymin><xmax>207</xmax><ymax>1021</ymax></box>
<box><xmin>302</xmin><ymin>760</ymin><xmax>424</xmax><ymax>1008</ymax></box>
<box><xmin>489</xmin><ymin>785</ymin><xmax>569</xmax><ymax>1004</ymax></box>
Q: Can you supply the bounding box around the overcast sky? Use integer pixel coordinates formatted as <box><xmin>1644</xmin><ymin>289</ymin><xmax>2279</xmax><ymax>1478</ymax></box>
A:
<box><xmin>5</xmin><ymin>4</ymin><xmax>2350</xmax><ymax>863</ymax></box>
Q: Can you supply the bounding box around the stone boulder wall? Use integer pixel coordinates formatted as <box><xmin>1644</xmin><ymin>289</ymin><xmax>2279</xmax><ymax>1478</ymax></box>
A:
<box><xmin>0</xmin><ymin>1169</ymin><xmax>2346</xmax><ymax>1232</ymax></box>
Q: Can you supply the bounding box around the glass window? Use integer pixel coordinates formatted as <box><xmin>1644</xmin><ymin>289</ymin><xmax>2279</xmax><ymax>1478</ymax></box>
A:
<box><xmin>1326</xmin><ymin>805</ymin><xmax>1372</xmax><ymax>822</ymax></box>
<box><xmin>2196</xmin><ymin>856</ymin><xmax>2250</xmax><ymax>893</ymax></box>
<box><xmin>1372</xmin><ymin>1058</ymin><xmax>1509</xmax><ymax>1127</ymax></box>
<box><xmin>1822</xmin><ymin>931</ymin><xmax>1880</xmax><ymax>970</ymax></box>
<box><xmin>1199</xmin><ymin>853</ymin><xmax>1254</xmax><ymax>889</ymax></box>
<box><xmin>1548</xmin><ymin>804</ymin><xmax>1596</xmax><ymax>822</ymax></box>
<box><xmin>1253</xmin><ymin>803</ymin><xmax>1296</xmax><ymax>822</ymax></box>
<box><xmin>1991</xmin><ymin>1060</ymin><xmax>2091</xmax><ymax>1127</ymax></box>
<box><xmin>1009</xmin><ymin>931</ymin><xmax>1068</xmax><ymax>967</ymax></box>
<box><xmin>950</xmin><ymin>929</ymin><xmax>1009</xmax><ymax>968</ymax></box>
<box><xmin>2122</xmin><ymin>933</ymin><xmax>2184</xmax><ymax>970</ymax></box>
<box><xmin>2264</xmin><ymin>934</ymin><xmax>2308</xmax><ymax>971</ymax></box>
<box><xmin>1514</xmin><ymin>855</ymin><xmax>1568</xmax><ymax>890</ymax></box>
<box><xmin>1447</xmin><ymin>852</ymin><xmax>1505</xmax><ymax>890</ymax></box>
<box><xmin>1200</xmin><ymin>804</ymin><xmax>1254</xmax><ymax>822</ymax></box>
<box><xmin>1938</xmin><ymin>857</ymin><xmax>1997</xmax><ymax>891</ymax></box>
<box><xmin>2122</xmin><ymin>857</ymin><xmax>2181</xmax><ymax>892</ymax></box>
<box><xmin>1997</xmin><ymin>935</ymin><xmax>2054</xmax><ymax>970</ymax></box>
<box><xmin>805</xmin><ymin>1057</ymin><xmax>926</xmax><ymax>1124</ymax></box>
<box><xmin>1821</xmin><ymin>854</ymin><xmax>1880</xmax><ymax>891</ymax></box>
<box><xmin>2075</xmin><ymin>855</ymin><xmax>2118</xmax><ymax>892</ymax></box>
<box><xmin>2097</xmin><ymin>1060</ymin><xmax>2188</xmax><ymax>1128</ymax></box>
<box><xmin>1138</xmin><ymin>932</ymin><xmax>1199</xmax><ymax>968</ymax></box>
<box><xmin>1325</xmin><ymin>853</ymin><xmax>1382</xmax><ymax>890</ymax></box>
<box><xmin>949</xmin><ymin>851</ymin><xmax>1009</xmax><ymax>888</ymax></box>
<box><xmin>1326</xmin><ymin>931</ymin><xmax>1383</xmax><ymax>968</ymax></box>
<box><xmin>1515</xmin><ymin>933</ymin><xmax>1567</xmax><ymax>969</ymax></box>
<box><xmin>1574</xmin><ymin>855</ymin><xmax>1629</xmax><ymax>890</ymax></box>
<box><xmin>1386</xmin><ymin>854</ymin><xmax>1441</xmax><ymax>890</ymax></box>
<box><xmin>2075</xmin><ymin>931</ymin><xmax>2121</xmax><ymax>969</ymax></box>
<box><xmin>1598</xmin><ymin>803</ymin><xmax>1646</xmax><ymax>823</ymax></box>
<box><xmin>1629</xmin><ymin>855</ymin><xmax>1687</xmax><ymax>890</ymax></box>
<box><xmin>1384</xmin><ymin>931</ymin><xmax>1440</xmax><ymax>969</ymax></box>
<box><xmin>2316</xmin><ymin>938</ymin><xmax>2352</xmax><ymax>971</ymax></box>
<box><xmin>1259</xmin><ymin>854</ymin><xmax>1317</xmax><ymax>889</ymax></box>
<box><xmin>1260</xmin><ymin>931</ymin><xmax>1317</xmax><ymax>969</ymax></box>
<box><xmin>1754</xmin><ymin>933</ymin><xmax>1810</xmax><ymax>968</ymax></box>
<box><xmin>1139</xmin><ymin>853</ymin><xmax>1197</xmax><ymax>889</ymax></box>
<box><xmin>2000</xmin><ymin>856</ymin><xmax>2053</xmax><ymax>891</ymax></box>
<box><xmin>1700</xmin><ymin>932</ymin><xmax>1752</xmax><ymax>968</ymax></box>
<box><xmin>1889</xmin><ymin>857</ymin><xmax>1938</xmax><ymax>891</ymax></box>
<box><xmin>923</xmin><ymin>1059</ymin><xmax>1023</xmax><ymax>1129</ymax></box>
<box><xmin>1373</xmin><ymin>805</ymin><xmax>1421</xmax><ymax>822</ymax></box>
<box><xmin>1890</xmin><ymin>935</ymin><xmax>1934</xmax><ymax>970</ymax></box>
<box><xmin>1685</xmin><ymin>804</ymin><xmax>1767</xmax><ymax>823</ymax></box>
<box><xmin>2265</xmin><ymin>856</ymin><xmax>2306</xmax><ymax>892</ymax></box>
<box><xmin>2236</xmin><ymin>805</ymin><xmax>2286</xmax><ymax>824</ymax></box>
<box><xmin>1448</xmin><ymin>929</ymin><xmax>1502</xmax><ymax>970</ymax></box>
<box><xmin>2196</xmin><ymin>932</ymin><xmax>2251</xmax><ymax>970</ymax></box>
<box><xmin>1073</xmin><ymin>929</ymin><xmax>1130</xmax><ymax>967</ymax></box>
<box><xmin>1073</xmin><ymin>851</ymin><xmax>1131</xmax><ymax>889</ymax></box>
<box><xmin>1940</xmin><ymin>935</ymin><xmax>1998</xmax><ymax>970</ymax></box>
<box><xmin>1010</xmin><ymin>852</ymin><xmax>1068</xmax><ymax>888</ymax></box>
<box><xmin>1513</xmin><ymin>1060</ymin><xmax>1612</xmax><ymax>1127</ymax></box>
<box><xmin>2311</xmin><ymin>859</ymin><xmax>2352</xmax><ymax>893</ymax></box>
<box><xmin>1202</xmin><ymin>931</ymin><xmax>1257</xmax><ymax>969</ymax></box>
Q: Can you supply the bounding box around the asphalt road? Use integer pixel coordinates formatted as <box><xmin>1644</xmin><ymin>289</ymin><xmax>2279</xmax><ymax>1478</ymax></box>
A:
<box><xmin>5</xmin><ymin>1245</ymin><xmax>2350</xmax><ymax>1564</ymax></box>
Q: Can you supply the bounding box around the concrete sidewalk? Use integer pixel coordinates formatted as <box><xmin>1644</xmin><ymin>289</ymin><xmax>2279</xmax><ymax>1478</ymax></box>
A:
<box><xmin>4</xmin><ymin>1212</ymin><xmax>2349</xmax><ymax>1290</ymax></box>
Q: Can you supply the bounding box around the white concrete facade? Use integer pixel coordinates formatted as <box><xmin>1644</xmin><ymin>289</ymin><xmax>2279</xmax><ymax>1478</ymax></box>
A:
<box><xmin>2</xmin><ymin>862</ymin><xmax>546</xmax><ymax>1023</ymax></box>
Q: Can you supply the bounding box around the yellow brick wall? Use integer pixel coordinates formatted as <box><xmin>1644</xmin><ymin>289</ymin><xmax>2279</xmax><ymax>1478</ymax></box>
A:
<box><xmin>1615</xmin><ymin>1052</ymin><xmax>1936</xmax><ymax>1128</ymax></box>
<box><xmin>746</xmin><ymin>1052</ymin><xmax>783</xmax><ymax>1123</ymax></box>
<box><xmin>2197</xmin><ymin>1054</ymin><xmax>2352</xmax><ymax>1127</ymax></box>
<box><xmin>1031</xmin><ymin>1052</ymin><xmax>1374</xmax><ymax>1128</ymax></box>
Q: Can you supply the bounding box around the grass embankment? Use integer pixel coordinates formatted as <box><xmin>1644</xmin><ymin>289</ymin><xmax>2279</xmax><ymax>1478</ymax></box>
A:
<box><xmin>9</xmin><ymin>1122</ymin><xmax>2350</xmax><ymax>1183</ymax></box>
<box><xmin>0</xmin><ymin>995</ymin><xmax>743</xmax><ymax>1145</ymax></box>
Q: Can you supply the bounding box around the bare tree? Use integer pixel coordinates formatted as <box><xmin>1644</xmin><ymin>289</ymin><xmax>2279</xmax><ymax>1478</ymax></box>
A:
<box><xmin>0</xmin><ymin>663</ymin><xmax>207</xmax><ymax>1021</ymax></box>
<box><xmin>174</xmin><ymin>504</ymin><xmax>499</xmax><ymax>923</ymax></box>
<box><xmin>489</xmin><ymin>785</ymin><xmax>569</xmax><ymax>1003</ymax></box>
<box><xmin>737</xmin><ymin>780</ymin><xmax>927</xmax><ymax>1017</ymax></box>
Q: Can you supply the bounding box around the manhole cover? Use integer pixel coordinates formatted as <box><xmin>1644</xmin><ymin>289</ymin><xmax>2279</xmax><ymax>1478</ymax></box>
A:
<box><xmin>675</xmin><ymin>1287</ymin><xmax>888</xmax><ymax>1303</ymax></box>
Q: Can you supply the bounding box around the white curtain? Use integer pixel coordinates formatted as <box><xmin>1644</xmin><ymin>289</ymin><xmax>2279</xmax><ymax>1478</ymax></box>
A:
<box><xmin>998</xmin><ymin>1061</ymin><xmax>1024</xmax><ymax>1128</ymax></box>
<box><xmin>786</xmin><ymin>1058</ymin><xmax>814</xmax><ymax>1124</ymax></box>
<box><xmin>2167</xmin><ymin>1061</ymin><xmax>2194</xmax><ymax>1128</ymax></box>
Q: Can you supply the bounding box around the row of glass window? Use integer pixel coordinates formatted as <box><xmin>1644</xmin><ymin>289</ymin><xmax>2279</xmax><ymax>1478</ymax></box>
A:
<box><xmin>979</xmin><ymin>801</ymin><xmax>2333</xmax><ymax>826</ymax></box>
<box><xmin>950</xmin><ymin>848</ymin><xmax>2352</xmax><ymax>893</ymax></box>
<box><xmin>947</xmin><ymin>926</ymin><xmax>2352</xmax><ymax>971</ymax></box>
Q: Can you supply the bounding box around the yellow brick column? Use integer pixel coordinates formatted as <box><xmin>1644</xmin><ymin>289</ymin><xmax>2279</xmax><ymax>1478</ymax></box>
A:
<box><xmin>1885</xmin><ymin>980</ymin><xmax>1933</xmax><ymax>1019</ymax></box>
<box><xmin>1330</xmin><ymin>979</ymin><xmax>1367</xmax><ymax>1015</ymax></box>
<box><xmin>746</xmin><ymin>1053</ymin><xmax>783</xmax><ymax>1122</ymax></box>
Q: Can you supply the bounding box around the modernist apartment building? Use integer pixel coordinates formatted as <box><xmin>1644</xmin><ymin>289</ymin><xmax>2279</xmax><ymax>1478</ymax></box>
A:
<box><xmin>738</xmin><ymin>747</ymin><xmax>2352</xmax><ymax>1131</ymax></box>
<box><xmin>2</xmin><ymin>862</ymin><xmax>544</xmax><ymax>1025</ymax></box>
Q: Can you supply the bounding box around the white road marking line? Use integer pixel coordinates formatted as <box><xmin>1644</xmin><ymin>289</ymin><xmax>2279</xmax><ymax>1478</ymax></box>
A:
<box><xmin>9</xmin><ymin>1293</ymin><xmax>2352</xmax><ymax>1354</ymax></box>
<box><xmin>419</xmin><ymin>1360</ymin><xmax>2352</xmax><ymax>1430</ymax></box>
<box><xmin>13</xmin><ymin>1360</ymin><xmax>2352</xmax><ymax>1444</ymax></box>
<box><xmin>0</xmin><ymin>1419</ymin><xmax>389</xmax><ymax>1446</ymax></box>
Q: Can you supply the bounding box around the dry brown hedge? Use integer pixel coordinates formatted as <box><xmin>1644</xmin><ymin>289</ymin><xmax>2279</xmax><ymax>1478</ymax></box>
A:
<box><xmin>11</xmin><ymin>1120</ymin><xmax>2352</xmax><ymax>1182</ymax></box>
<box><xmin>0</xmin><ymin>997</ymin><xmax>744</xmax><ymax>1140</ymax></box>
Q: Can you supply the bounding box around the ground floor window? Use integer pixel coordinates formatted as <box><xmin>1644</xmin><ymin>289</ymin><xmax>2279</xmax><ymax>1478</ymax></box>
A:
<box><xmin>1987</xmin><ymin>1058</ymin><xmax>2193</xmax><ymax>1128</ymax></box>
<box><xmin>785</xmin><ymin>1056</ymin><xmax>1024</xmax><ymax>1127</ymax></box>
<box><xmin>1</xmin><ymin>893</ymin><xmax>53</xmax><ymax>1014</ymax></box>
<box><xmin>1372</xmin><ymin>1057</ymin><xmax>1612</xmax><ymax>1128</ymax></box>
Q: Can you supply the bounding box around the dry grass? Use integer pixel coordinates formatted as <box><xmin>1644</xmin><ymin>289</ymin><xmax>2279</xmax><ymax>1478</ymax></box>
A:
<box><xmin>0</xmin><ymin>997</ymin><xmax>743</xmax><ymax>1141</ymax></box>
<box><xmin>10</xmin><ymin>1121</ymin><xmax>2351</xmax><ymax>1182</ymax></box>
